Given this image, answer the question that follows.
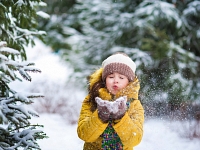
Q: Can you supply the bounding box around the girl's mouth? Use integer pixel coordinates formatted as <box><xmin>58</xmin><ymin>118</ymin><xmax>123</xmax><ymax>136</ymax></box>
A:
<box><xmin>113</xmin><ymin>85</ymin><xmax>118</xmax><ymax>90</ymax></box>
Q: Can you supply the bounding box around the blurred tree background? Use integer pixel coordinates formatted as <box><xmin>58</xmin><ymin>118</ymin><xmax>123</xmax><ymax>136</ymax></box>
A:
<box><xmin>38</xmin><ymin>0</ymin><xmax>200</xmax><ymax>119</ymax></box>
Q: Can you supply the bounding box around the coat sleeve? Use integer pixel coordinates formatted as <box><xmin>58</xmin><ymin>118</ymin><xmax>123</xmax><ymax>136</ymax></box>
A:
<box><xmin>113</xmin><ymin>99</ymin><xmax>144</xmax><ymax>149</ymax></box>
<box><xmin>77</xmin><ymin>95</ymin><xmax>108</xmax><ymax>142</ymax></box>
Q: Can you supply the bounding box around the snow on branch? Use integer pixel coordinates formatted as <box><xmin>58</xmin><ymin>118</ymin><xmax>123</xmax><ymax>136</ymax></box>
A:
<box><xmin>0</xmin><ymin>126</ymin><xmax>45</xmax><ymax>149</ymax></box>
<box><xmin>14</xmin><ymin>92</ymin><xmax>44</xmax><ymax>104</ymax></box>
<box><xmin>135</xmin><ymin>1</ymin><xmax>182</xmax><ymax>28</ymax></box>
<box><xmin>19</xmin><ymin>69</ymin><xmax>32</xmax><ymax>81</ymax></box>
<box><xmin>0</xmin><ymin>41</ymin><xmax>42</xmax><ymax>82</ymax></box>
<box><xmin>10</xmin><ymin>127</ymin><xmax>46</xmax><ymax>150</ymax></box>
<box><xmin>0</xmin><ymin>47</ymin><xmax>20</xmax><ymax>55</ymax></box>
<box><xmin>0</xmin><ymin>92</ymin><xmax>44</xmax><ymax>125</ymax></box>
<box><xmin>36</xmin><ymin>11</ymin><xmax>50</xmax><ymax>19</ymax></box>
<box><xmin>0</xmin><ymin>41</ymin><xmax>7</xmax><ymax>48</ymax></box>
<box><xmin>14</xmin><ymin>27</ymin><xmax>47</xmax><ymax>40</ymax></box>
<box><xmin>0</xmin><ymin>54</ymin><xmax>8</xmax><ymax>61</ymax></box>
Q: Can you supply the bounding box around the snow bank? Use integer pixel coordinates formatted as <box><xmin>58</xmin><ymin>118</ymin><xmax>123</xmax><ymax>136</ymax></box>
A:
<box><xmin>31</xmin><ymin>114</ymin><xmax>200</xmax><ymax>150</ymax></box>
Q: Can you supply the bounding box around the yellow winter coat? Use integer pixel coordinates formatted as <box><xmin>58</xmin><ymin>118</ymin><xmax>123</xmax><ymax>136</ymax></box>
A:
<box><xmin>77</xmin><ymin>68</ymin><xmax>144</xmax><ymax>150</ymax></box>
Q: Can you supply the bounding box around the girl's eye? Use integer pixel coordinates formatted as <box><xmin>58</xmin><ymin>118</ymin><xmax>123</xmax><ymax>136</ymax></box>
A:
<box><xmin>119</xmin><ymin>75</ymin><xmax>126</xmax><ymax>79</ymax></box>
<box><xmin>108</xmin><ymin>74</ymin><xmax>114</xmax><ymax>78</ymax></box>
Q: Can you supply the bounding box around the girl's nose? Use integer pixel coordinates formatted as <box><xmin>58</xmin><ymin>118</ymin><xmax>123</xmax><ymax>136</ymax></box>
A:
<box><xmin>113</xmin><ymin>77</ymin><xmax>119</xmax><ymax>83</ymax></box>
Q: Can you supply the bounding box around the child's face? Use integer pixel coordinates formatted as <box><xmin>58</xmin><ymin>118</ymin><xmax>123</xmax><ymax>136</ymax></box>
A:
<box><xmin>105</xmin><ymin>72</ymin><xmax>129</xmax><ymax>95</ymax></box>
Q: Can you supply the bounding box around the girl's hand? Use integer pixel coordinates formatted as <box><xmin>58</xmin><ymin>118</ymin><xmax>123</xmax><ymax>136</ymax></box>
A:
<box><xmin>110</xmin><ymin>96</ymin><xmax>127</xmax><ymax>120</ymax></box>
<box><xmin>95</xmin><ymin>96</ymin><xmax>127</xmax><ymax>122</ymax></box>
<box><xmin>95</xmin><ymin>97</ymin><xmax>111</xmax><ymax>123</ymax></box>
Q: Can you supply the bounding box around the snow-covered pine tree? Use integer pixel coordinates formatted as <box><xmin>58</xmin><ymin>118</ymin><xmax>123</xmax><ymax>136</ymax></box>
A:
<box><xmin>63</xmin><ymin>0</ymin><xmax>200</xmax><ymax>105</ymax></box>
<box><xmin>0</xmin><ymin>0</ymin><xmax>49</xmax><ymax>149</ymax></box>
<box><xmin>37</xmin><ymin>0</ymin><xmax>76</xmax><ymax>53</ymax></box>
<box><xmin>0</xmin><ymin>41</ymin><xmax>47</xmax><ymax>150</ymax></box>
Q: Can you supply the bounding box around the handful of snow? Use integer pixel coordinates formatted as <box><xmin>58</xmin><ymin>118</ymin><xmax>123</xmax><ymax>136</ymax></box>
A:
<box><xmin>95</xmin><ymin>96</ymin><xmax>127</xmax><ymax>114</ymax></box>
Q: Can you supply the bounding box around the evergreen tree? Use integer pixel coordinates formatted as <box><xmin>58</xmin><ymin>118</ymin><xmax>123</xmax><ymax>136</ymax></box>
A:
<box><xmin>0</xmin><ymin>0</ymin><xmax>48</xmax><ymax>149</ymax></box>
<box><xmin>37</xmin><ymin>0</ymin><xmax>76</xmax><ymax>52</ymax></box>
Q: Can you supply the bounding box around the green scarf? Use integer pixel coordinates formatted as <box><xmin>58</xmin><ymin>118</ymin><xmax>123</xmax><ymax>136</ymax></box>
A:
<box><xmin>101</xmin><ymin>121</ymin><xmax>123</xmax><ymax>150</ymax></box>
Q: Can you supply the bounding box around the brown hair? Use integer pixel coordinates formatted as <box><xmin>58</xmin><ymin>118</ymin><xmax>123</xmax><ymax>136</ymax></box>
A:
<box><xmin>87</xmin><ymin>76</ymin><xmax>105</xmax><ymax>112</ymax></box>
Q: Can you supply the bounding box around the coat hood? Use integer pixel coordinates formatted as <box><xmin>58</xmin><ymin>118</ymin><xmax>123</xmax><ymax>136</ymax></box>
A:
<box><xmin>88</xmin><ymin>68</ymin><xmax>103</xmax><ymax>91</ymax></box>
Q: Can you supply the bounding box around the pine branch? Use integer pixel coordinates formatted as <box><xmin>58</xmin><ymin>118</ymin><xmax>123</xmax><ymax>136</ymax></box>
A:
<box><xmin>23</xmin><ymin>66</ymin><xmax>42</xmax><ymax>73</ymax></box>
<box><xmin>0</xmin><ymin>54</ymin><xmax>8</xmax><ymax>61</ymax></box>
<box><xmin>0</xmin><ymin>92</ymin><xmax>43</xmax><ymax>125</ymax></box>
<box><xmin>9</xmin><ymin>124</ymin><xmax>44</xmax><ymax>132</ymax></box>
<box><xmin>0</xmin><ymin>47</ymin><xmax>20</xmax><ymax>55</ymax></box>
<box><xmin>19</xmin><ymin>68</ymin><xmax>32</xmax><ymax>81</ymax></box>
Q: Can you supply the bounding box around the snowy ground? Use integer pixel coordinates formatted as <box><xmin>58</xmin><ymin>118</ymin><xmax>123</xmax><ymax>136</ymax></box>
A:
<box><xmin>11</xmin><ymin>40</ymin><xmax>200</xmax><ymax>150</ymax></box>
<box><xmin>31</xmin><ymin>114</ymin><xmax>200</xmax><ymax>150</ymax></box>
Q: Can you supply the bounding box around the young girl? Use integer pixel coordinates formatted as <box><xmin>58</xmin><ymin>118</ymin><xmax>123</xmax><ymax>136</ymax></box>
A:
<box><xmin>77</xmin><ymin>52</ymin><xmax>144</xmax><ymax>150</ymax></box>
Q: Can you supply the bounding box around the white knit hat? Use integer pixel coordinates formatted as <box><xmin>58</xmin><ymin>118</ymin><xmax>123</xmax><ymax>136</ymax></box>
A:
<box><xmin>102</xmin><ymin>53</ymin><xmax>136</xmax><ymax>81</ymax></box>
